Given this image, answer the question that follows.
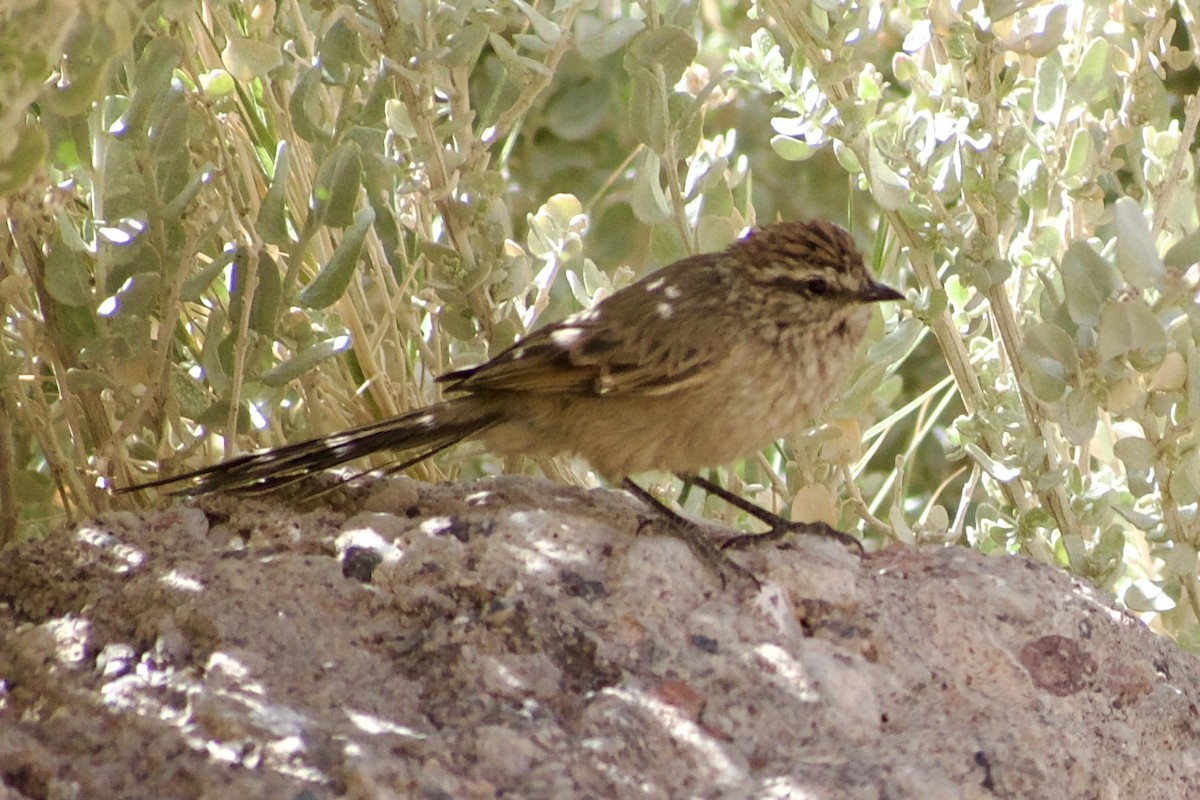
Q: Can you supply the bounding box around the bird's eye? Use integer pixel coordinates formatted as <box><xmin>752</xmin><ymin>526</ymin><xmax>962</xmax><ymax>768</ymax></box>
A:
<box><xmin>762</xmin><ymin>274</ymin><xmax>835</xmax><ymax>296</ymax></box>
<box><xmin>803</xmin><ymin>278</ymin><xmax>830</xmax><ymax>296</ymax></box>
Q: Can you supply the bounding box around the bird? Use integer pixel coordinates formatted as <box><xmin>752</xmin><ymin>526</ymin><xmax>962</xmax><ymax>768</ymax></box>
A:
<box><xmin>121</xmin><ymin>220</ymin><xmax>902</xmax><ymax>572</ymax></box>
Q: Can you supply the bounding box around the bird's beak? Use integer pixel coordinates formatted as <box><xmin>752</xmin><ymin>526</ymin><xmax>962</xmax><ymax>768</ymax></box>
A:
<box><xmin>860</xmin><ymin>281</ymin><xmax>905</xmax><ymax>303</ymax></box>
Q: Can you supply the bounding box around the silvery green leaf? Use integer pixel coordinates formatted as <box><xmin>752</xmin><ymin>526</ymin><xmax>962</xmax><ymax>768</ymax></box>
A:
<box><xmin>249</xmin><ymin>252</ymin><xmax>282</xmax><ymax>338</ymax></box>
<box><xmin>576</xmin><ymin>17</ymin><xmax>645</xmax><ymax>61</ymax></box>
<box><xmin>1113</xmin><ymin>437</ymin><xmax>1156</xmax><ymax>471</ymax></box>
<box><xmin>1061</xmin><ymin>240</ymin><xmax>1116</xmax><ymax>327</ymax></box>
<box><xmin>867</xmin><ymin>317</ymin><xmax>923</xmax><ymax>365</ymax></box>
<box><xmin>260</xmin><ymin>336</ymin><xmax>352</xmax><ymax>387</ymax></box>
<box><xmin>0</xmin><ymin>124</ymin><xmax>47</xmax><ymax>194</ymax></box>
<box><xmin>631</xmin><ymin>151</ymin><xmax>671</xmax><ymax>224</ymax></box>
<box><xmin>1111</xmin><ymin>502</ymin><xmax>1159</xmax><ymax>531</ymax></box>
<box><xmin>44</xmin><ymin>237</ymin><xmax>91</xmax><ymax>307</ymax></box>
<box><xmin>1033</xmin><ymin>54</ymin><xmax>1065</xmax><ymax>124</ymax></box>
<box><xmin>1097</xmin><ymin>298</ymin><xmax>1165</xmax><ymax>361</ymax></box>
<box><xmin>1023</xmin><ymin>321</ymin><xmax>1078</xmax><ymax>402</ymax></box>
<box><xmin>1062</xmin><ymin>386</ymin><xmax>1098</xmax><ymax>445</ymax></box>
<box><xmin>297</xmin><ymin>206</ymin><xmax>375</xmax><ymax>309</ymax></box>
<box><xmin>695</xmin><ymin>215</ymin><xmax>736</xmax><ymax>254</ymax></box>
<box><xmin>1124</xmin><ymin>579</ymin><xmax>1176</xmax><ymax>613</ymax></box>
<box><xmin>182</xmin><ymin>250</ymin><xmax>235</xmax><ymax>301</ymax></box>
<box><xmin>625</xmin><ymin>26</ymin><xmax>697</xmax><ymax>84</ymax></box>
<box><xmin>629</xmin><ymin>69</ymin><xmax>667</xmax><ymax>152</ymax></box>
<box><xmin>258</xmin><ymin>141</ymin><xmax>291</xmax><ymax>245</ymax></box>
<box><xmin>1164</xmin><ymin>227</ymin><xmax>1200</xmax><ymax>269</ymax></box>
<box><xmin>1168</xmin><ymin>450</ymin><xmax>1200</xmax><ymax>505</ymax></box>
<box><xmin>867</xmin><ymin>142</ymin><xmax>909</xmax><ymax>211</ymax></box>
<box><xmin>964</xmin><ymin>443</ymin><xmax>1021</xmax><ymax>482</ymax></box>
<box><xmin>311</xmin><ymin>140</ymin><xmax>362</xmax><ymax>228</ymax></box>
<box><xmin>545</xmin><ymin>81</ymin><xmax>610</xmax><ymax>141</ymax></box>
<box><xmin>384</xmin><ymin>100</ymin><xmax>417</xmax><ymax>139</ymax></box>
<box><xmin>488</xmin><ymin>32</ymin><xmax>552</xmax><ymax>78</ymax></box>
<box><xmin>1063</xmin><ymin>127</ymin><xmax>1093</xmax><ymax>178</ymax></box>
<box><xmin>770</xmin><ymin>135</ymin><xmax>815</xmax><ymax>162</ymax></box>
<box><xmin>1112</xmin><ymin>197</ymin><xmax>1165</xmax><ymax>289</ymax></box>
<box><xmin>1069</xmin><ymin>37</ymin><xmax>1114</xmax><ymax>108</ymax></box>
<box><xmin>510</xmin><ymin>0</ymin><xmax>560</xmax><ymax>44</ymax></box>
<box><xmin>221</xmin><ymin>35</ymin><xmax>282</xmax><ymax>81</ymax></box>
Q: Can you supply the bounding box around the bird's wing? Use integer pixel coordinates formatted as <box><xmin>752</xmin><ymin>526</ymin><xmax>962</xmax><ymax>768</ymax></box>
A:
<box><xmin>440</xmin><ymin>254</ymin><xmax>730</xmax><ymax>398</ymax></box>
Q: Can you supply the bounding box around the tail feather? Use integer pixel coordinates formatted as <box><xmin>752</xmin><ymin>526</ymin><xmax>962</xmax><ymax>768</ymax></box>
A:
<box><xmin>118</xmin><ymin>400</ymin><xmax>500</xmax><ymax>496</ymax></box>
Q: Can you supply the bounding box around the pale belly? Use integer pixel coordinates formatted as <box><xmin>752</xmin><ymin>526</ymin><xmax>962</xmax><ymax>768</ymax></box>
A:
<box><xmin>483</xmin><ymin>313</ymin><xmax>864</xmax><ymax>479</ymax></box>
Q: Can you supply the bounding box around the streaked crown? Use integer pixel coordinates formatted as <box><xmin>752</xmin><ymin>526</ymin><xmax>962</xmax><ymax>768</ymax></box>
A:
<box><xmin>731</xmin><ymin>220</ymin><xmax>884</xmax><ymax>303</ymax></box>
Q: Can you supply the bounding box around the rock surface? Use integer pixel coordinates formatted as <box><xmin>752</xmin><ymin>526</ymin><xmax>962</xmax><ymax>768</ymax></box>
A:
<box><xmin>1</xmin><ymin>474</ymin><xmax>1198</xmax><ymax>799</ymax></box>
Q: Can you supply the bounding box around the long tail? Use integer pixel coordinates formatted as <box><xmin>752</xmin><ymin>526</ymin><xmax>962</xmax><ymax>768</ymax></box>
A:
<box><xmin>117</xmin><ymin>398</ymin><xmax>501</xmax><ymax>496</ymax></box>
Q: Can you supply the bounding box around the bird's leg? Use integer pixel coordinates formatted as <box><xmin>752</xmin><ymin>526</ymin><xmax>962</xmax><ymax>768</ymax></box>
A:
<box><xmin>620</xmin><ymin>478</ymin><xmax>758</xmax><ymax>588</ymax></box>
<box><xmin>679</xmin><ymin>474</ymin><xmax>864</xmax><ymax>556</ymax></box>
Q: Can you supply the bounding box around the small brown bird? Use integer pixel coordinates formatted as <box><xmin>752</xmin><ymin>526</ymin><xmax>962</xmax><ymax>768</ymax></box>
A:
<box><xmin>123</xmin><ymin>220</ymin><xmax>901</xmax><ymax>564</ymax></box>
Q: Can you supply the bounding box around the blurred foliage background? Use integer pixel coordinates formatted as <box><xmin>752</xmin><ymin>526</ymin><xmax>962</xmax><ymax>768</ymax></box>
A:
<box><xmin>3</xmin><ymin>0</ymin><xmax>1200</xmax><ymax>645</ymax></box>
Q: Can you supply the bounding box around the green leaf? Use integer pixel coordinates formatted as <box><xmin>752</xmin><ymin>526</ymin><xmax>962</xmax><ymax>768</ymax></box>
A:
<box><xmin>510</xmin><ymin>0</ymin><xmax>560</xmax><ymax>44</ymax></box>
<box><xmin>1124</xmin><ymin>579</ymin><xmax>1176</xmax><ymax>613</ymax></box>
<box><xmin>260</xmin><ymin>335</ymin><xmax>352</xmax><ymax>388</ymax></box>
<box><xmin>200</xmin><ymin>69</ymin><xmax>236</xmax><ymax>99</ymax></box>
<box><xmin>576</xmin><ymin>17</ymin><xmax>645</xmax><ymax>61</ymax></box>
<box><xmin>250</xmin><ymin>252</ymin><xmax>282</xmax><ymax>338</ymax></box>
<box><xmin>630</xmin><ymin>151</ymin><xmax>670</xmax><ymax>224</ymax></box>
<box><xmin>867</xmin><ymin>142</ymin><xmax>909</xmax><ymax>211</ymax></box>
<box><xmin>1061</xmin><ymin>240</ymin><xmax>1116</xmax><ymax>327</ymax></box>
<box><xmin>1169</xmin><ymin>451</ymin><xmax>1200</xmax><ymax>505</ymax></box>
<box><xmin>0</xmin><ymin>124</ymin><xmax>48</xmax><ymax>195</ymax></box>
<box><xmin>170</xmin><ymin>367</ymin><xmax>209</xmax><ymax>419</ymax></box>
<box><xmin>288</xmin><ymin>66</ymin><xmax>332</xmax><ymax>143</ymax></box>
<box><xmin>1162</xmin><ymin>541</ymin><xmax>1198</xmax><ymax>579</ymax></box>
<box><xmin>1165</xmin><ymin>228</ymin><xmax>1200</xmax><ymax>269</ymax></box>
<box><xmin>625</xmin><ymin>26</ymin><xmax>697</xmax><ymax>84</ymax></box>
<box><xmin>163</xmin><ymin>163</ymin><xmax>213</xmax><ymax>220</ymax></box>
<box><xmin>488</xmin><ymin>32</ymin><xmax>552</xmax><ymax>78</ymax></box>
<box><xmin>222</xmin><ymin>35</ymin><xmax>283</xmax><ymax>81</ymax></box>
<box><xmin>311</xmin><ymin>140</ymin><xmax>363</xmax><ymax>228</ymax></box>
<box><xmin>964</xmin><ymin>443</ymin><xmax>1021</xmax><ymax>483</ymax></box>
<box><xmin>318</xmin><ymin>19</ymin><xmax>367</xmax><ymax>82</ymax></box>
<box><xmin>1097</xmin><ymin>298</ymin><xmax>1166</xmax><ymax>361</ymax></box>
<box><xmin>1063</xmin><ymin>128</ymin><xmax>1093</xmax><ymax>178</ymax></box>
<box><xmin>297</xmin><ymin>205</ymin><xmax>375</xmax><ymax>309</ymax></box>
<box><xmin>545</xmin><ymin>81</ymin><xmax>610</xmax><ymax>141</ymax></box>
<box><xmin>117</xmin><ymin>37</ymin><xmax>183</xmax><ymax>138</ymax></box>
<box><xmin>43</xmin><ymin>56</ymin><xmax>107</xmax><ymax>117</ymax></box>
<box><xmin>670</xmin><ymin>92</ymin><xmax>702</xmax><ymax>156</ymax></box>
<box><xmin>866</xmin><ymin>317</ymin><xmax>923</xmax><ymax>365</ymax></box>
<box><xmin>43</xmin><ymin>235</ymin><xmax>91</xmax><ymax>307</ymax></box>
<box><xmin>445</xmin><ymin>23</ymin><xmax>489</xmax><ymax>68</ymax></box>
<box><xmin>1113</xmin><ymin>437</ymin><xmax>1156</xmax><ymax>471</ymax></box>
<box><xmin>1112</xmin><ymin>198</ymin><xmax>1165</xmax><ymax>289</ymax></box>
<box><xmin>770</xmin><ymin>135</ymin><xmax>815</xmax><ymax>162</ymax></box>
<box><xmin>1062</xmin><ymin>386</ymin><xmax>1098</xmax><ymax>445</ymax></box>
<box><xmin>384</xmin><ymin>100</ymin><xmax>417</xmax><ymax>139</ymax></box>
<box><xmin>629</xmin><ymin>69</ymin><xmax>667</xmax><ymax>152</ymax></box>
<box><xmin>182</xmin><ymin>250</ymin><xmax>236</xmax><ymax>301</ymax></box>
<box><xmin>1033</xmin><ymin>54</ymin><xmax>1065</xmax><ymax>125</ymax></box>
<box><xmin>833</xmin><ymin>141</ymin><xmax>863</xmax><ymax>173</ymax></box>
<box><xmin>258</xmin><ymin>141</ymin><xmax>292</xmax><ymax>245</ymax></box>
<box><xmin>695</xmin><ymin>215</ymin><xmax>737</xmax><ymax>254</ymax></box>
<box><xmin>107</xmin><ymin>273</ymin><xmax>162</xmax><ymax>317</ymax></box>
<box><xmin>1111</xmin><ymin>502</ymin><xmax>1159</xmax><ymax>531</ymax></box>
<box><xmin>1023</xmin><ymin>321</ymin><xmax>1078</xmax><ymax>403</ymax></box>
<box><xmin>1070</xmin><ymin>37</ymin><xmax>1113</xmax><ymax>109</ymax></box>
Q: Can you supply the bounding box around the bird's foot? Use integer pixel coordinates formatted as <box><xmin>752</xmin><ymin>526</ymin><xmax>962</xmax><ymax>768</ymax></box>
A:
<box><xmin>722</xmin><ymin>518</ymin><xmax>864</xmax><ymax>557</ymax></box>
<box><xmin>624</xmin><ymin>479</ymin><xmax>759</xmax><ymax>590</ymax></box>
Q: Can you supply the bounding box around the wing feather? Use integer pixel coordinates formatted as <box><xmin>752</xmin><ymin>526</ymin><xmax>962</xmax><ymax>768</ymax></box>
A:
<box><xmin>440</xmin><ymin>254</ymin><xmax>730</xmax><ymax>398</ymax></box>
